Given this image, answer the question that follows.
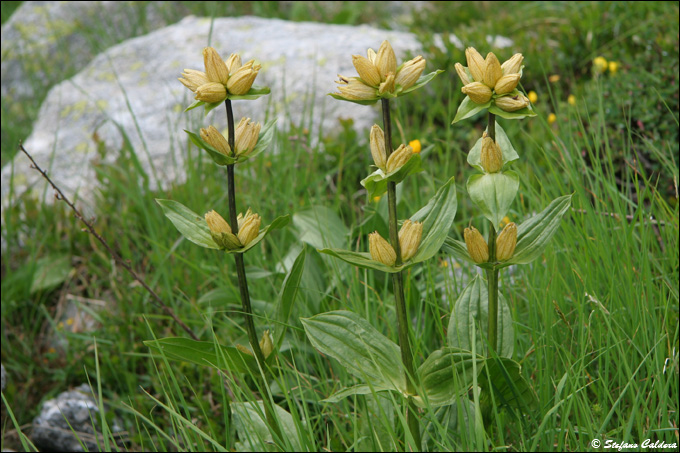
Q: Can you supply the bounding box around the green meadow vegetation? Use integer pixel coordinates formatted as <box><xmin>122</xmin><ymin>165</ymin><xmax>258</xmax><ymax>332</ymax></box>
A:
<box><xmin>1</xmin><ymin>2</ymin><xmax>678</xmax><ymax>451</ymax></box>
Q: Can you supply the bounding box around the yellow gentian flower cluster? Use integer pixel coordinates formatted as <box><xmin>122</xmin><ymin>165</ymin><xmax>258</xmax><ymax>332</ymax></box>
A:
<box><xmin>179</xmin><ymin>47</ymin><xmax>261</xmax><ymax>103</ymax></box>
<box><xmin>333</xmin><ymin>40</ymin><xmax>427</xmax><ymax>102</ymax></box>
<box><xmin>204</xmin><ymin>208</ymin><xmax>261</xmax><ymax>251</ymax></box>
<box><xmin>199</xmin><ymin>118</ymin><xmax>261</xmax><ymax>158</ymax></box>
<box><xmin>464</xmin><ymin>222</ymin><xmax>517</xmax><ymax>263</ymax></box>
<box><xmin>455</xmin><ymin>47</ymin><xmax>529</xmax><ymax>112</ymax></box>
<box><xmin>369</xmin><ymin>124</ymin><xmax>416</xmax><ymax>173</ymax></box>
<box><xmin>369</xmin><ymin>220</ymin><xmax>424</xmax><ymax>266</ymax></box>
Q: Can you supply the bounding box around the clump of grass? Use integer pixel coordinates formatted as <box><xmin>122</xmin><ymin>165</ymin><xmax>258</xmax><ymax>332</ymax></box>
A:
<box><xmin>2</xmin><ymin>2</ymin><xmax>678</xmax><ymax>452</ymax></box>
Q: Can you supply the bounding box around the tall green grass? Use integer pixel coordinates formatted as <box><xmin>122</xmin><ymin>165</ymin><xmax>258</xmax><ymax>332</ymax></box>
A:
<box><xmin>2</xmin><ymin>2</ymin><xmax>677</xmax><ymax>451</ymax></box>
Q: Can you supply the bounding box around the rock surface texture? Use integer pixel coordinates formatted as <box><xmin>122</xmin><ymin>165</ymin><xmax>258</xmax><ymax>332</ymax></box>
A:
<box><xmin>31</xmin><ymin>384</ymin><xmax>125</xmax><ymax>452</ymax></box>
<box><xmin>1</xmin><ymin>1</ymin><xmax>175</xmax><ymax>99</ymax></box>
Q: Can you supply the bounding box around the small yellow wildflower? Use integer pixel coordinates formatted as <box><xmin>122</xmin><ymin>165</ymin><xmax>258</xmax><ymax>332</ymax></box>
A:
<box><xmin>501</xmin><ymin>216</ymin><xmax>512</xmax><ymax>227</ymax></box>
<box><xmin>547</xmin><ymin>113</ymin><xmax>557</xmax><ymax>125</ymax></box>
<box><xmin>608</xmin><ymin>61</ymin><xmax>619</xmax><ymax>74</ymax></box>
<box><xmin>567</xmin><ymin>94</ymin><xmax>576</xmax><ymax>106</ymax></box>
<box><xmin>548</xmin><ymin>74</ymin><xmax>560</xmax><ymax>83</ymax></box>
<box><xmin>373</xmin><ymin>196</ymin><xmax>382</xmax><ymax>203</ymax></box>
<box><xmin>409</xmin><ymin>139</ymin><xmax>422</xmax><ymax>153</ymax></box>
<box><xmin>66</xmin><ymin>318</ymin><xmax>74</xmax><ymax>326</ymax></box>
<box><xmin>528</xmin><ymin>90</ymin><xmax>538</xmax><ymax>104</ymax></box>
<box><xmin>593</xmin><ymin>56</ymin><xmax>608</xmax><ymax>73</ymax></box>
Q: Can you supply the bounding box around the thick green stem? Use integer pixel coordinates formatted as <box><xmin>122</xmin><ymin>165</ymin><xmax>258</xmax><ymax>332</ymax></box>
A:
<box><xmin>486</xmin><ymin>112</ymin><xmax>499</xmax><ymax>355</ymax></box>
<box><xmin>381</xmin><ymin>98</ymin><xmax>421</xmax><ymax>451</ymax></box>
<box><xmin>224</xmin><ymin>100</ymin><xmax>281</xmax><ymax>444</ymax></box>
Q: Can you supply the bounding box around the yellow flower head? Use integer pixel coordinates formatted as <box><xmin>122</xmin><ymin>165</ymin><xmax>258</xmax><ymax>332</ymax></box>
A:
<box><xmin>547</xmin><ymin>113</ymin><xmax>557</xmax><ymax>125</ymax></box>
<box><xmin>608</xmin><ymin>61</ymin><xmax>619</xmax><ymax>74</ymax></box>
<box><xmin>333</xmin><ymin>40</ymin><xmax>435</xmax><ymax>102</ymax></box>
<box><xmin>593</xmin><ymin>56</ymin><xmax>608</xmax><ymax>74</ymax></box>
<box><xmin>398</xmin><ymin>219</ymin><xmax>423</xmax><ymax>261</ymax></box>
<box><xmin>205</xmin><ymin>210</ymin><xmax>242</xmax><ymax>250</ymax></box>
<box><xmin>179</xmin><ymin>47</ymin><xmax>264</xmax><ymax>104</ymax></box>
<box><xmin>237</xmin><ymin>211</ymin><xmax>261</xmax><ymax>246</ymax></box>
<box><xmin>233</xmin><ymin>117</ymin><xmax>261</xmax><ymax>157</ymax></box>
<box><xmin>567</xmin><ymin>94</ymin><xmax>576</xmax><ymax>106</ymax></box>
<box><xmin>369</xmin><ymin>231</ymin><xmax>397</xmax><ymax>266</ymax></box>
<box><xmin>496</xmin><ymin>222</ymin><xmax>518</xmax><ymax>261</ymax></box>
<box><xmin>464</xmin><ymin>225</ymin><xmax>489</xmax><ymax>264</ymax></box>
<box><xmin>409</xmin><ymin>139</ymin><xmax>422</xmax><ymax>154</ymax></box>
<box><xmin>458</xmin><ymin>48</ymin><xmax>528</xmax><ymax>108</ymax></box>
<box><xmin>385</xmin><ymin>144</ymin><xmax>414</xmax><ymax>173</ymax></box>
<box><xmin>527</xmin><ymin>90</ymin><xmax>538</xmax><ymax>104</ymax></box>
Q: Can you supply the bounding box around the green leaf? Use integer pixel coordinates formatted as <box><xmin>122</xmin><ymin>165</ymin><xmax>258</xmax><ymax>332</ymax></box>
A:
<box><xmin>453</xmin><ymin>96</ymin><xmax>490</xmax><ymax>124</ymax></box>
<box><xmin>447</xmin><ymin>275</ymin><xmax>514</xmax><ymax>358</ymax></box>
<box><xmin>480</xmin><ymin>357</ymin><xmax>538</xmax><ymax>414</ymax></box>
<box><xmin>30</xmin><ymin>255</ymin><xmax>72</xmax><ymax>294</ymax></box>
<box><xmin>156</xmin><ymin>199</ymin><xmax>219</xmax><ymax>249</ymax></box>
<box><xmin>467</xmin><ymin>171</ymin><xmax>520</xmax><ymax>228</ymax></box>
<box><xmin>328</xmin><ymin>93</ymin><xmax>379</xmax><ymax>105</ymax></box>
<box><xmin>301</xmin><ymin>311</ymin><xmax>406</xmax><ymax>393</ymax></box>
<box><xmin>274</xmin><ymin>246</ymin><xmax>306</xmax><ymax>349</ymax></box>
<box><xmin>144</xmin><ymin>337</ymin><xmax>256</xmax><ymax>374</ymax></box>
<box><xmin>399</xmin><ymin>69</ymin><xmax>444</xmax><ymax>95</ymax></box>
<box><xmin>293</xmin><ymin>206</ymin><xmax>349</xmax><ymax>249</ymax></box>
<box><xmin>441</xmin><ymin>237</ymin><xmax>476</xmax><ymax>266</ymax></box>
<box><xmin>422</xmin><ymin>401</ymin><xmax>476</xmax><ymax>447</ymax></box>
<box><xmin>416</xmin><ymin>348</ymin><xmax>482</xmax><ymax>408</ymax></box>
<box><xmin>502</xmin><ymin>194</ymin><xmax>573</xmax><ymax>267</ymax></box>
<box><xmin>227</xmin><ymin>84</ymin><xmax>271</xmax><ymax>101</ymax></box>
<box><xmin>202</xmin><ymin>101</ymin><xmax>222</xmax><ymax>115</ymax></box>
<box><xmin>232</xmin><ymin>401</ymin><xmax>301</xmax><ymax>451</ymax></box>
<box><xmin>410</xmin><ymin>176</ymin><xmax>458</xmax><ymax>263</ymax></box>
<box><xmin>360</xmin><ymin>154</ymin><xmax>423</xmax><ymax>198</ymax></box>
<box><xmin>323</xmin><ymin>384</ymin><xmax>392</xmax><ymax>403</ymax></box>
<box><xmin>185</xmin><ymin>129</ymin><xmax>236</xmax><ymax>166</ymax></box>
<box><xmin>317</xmin><ymin>249</ymin><xmax>403</xmax><ymax>273</ymax></box>
<box><xmin>488</xmin><ymin>103</ymin><xmax>537</xmax><ymax>120</ymax></box>
<box><xmin>184</xmin><ymin>99</ymin><xmax>204</xmax><ymax>112</ymax></box>
<box><xmin>467</xmin><ymin>122</ymin><xmax>520</xmax><ymax>172</ymax></box>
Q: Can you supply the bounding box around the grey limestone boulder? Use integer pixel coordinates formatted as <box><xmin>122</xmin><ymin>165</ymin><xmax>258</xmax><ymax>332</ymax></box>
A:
<box><xmin>31</xmin><ymin>383</ymin><xmax>125</xmax><ymax>452</ymax></box>
<box><xmin>1</xmin><ymin>1</ymin><xmax>177</xmax><ymax>100</ymax></box>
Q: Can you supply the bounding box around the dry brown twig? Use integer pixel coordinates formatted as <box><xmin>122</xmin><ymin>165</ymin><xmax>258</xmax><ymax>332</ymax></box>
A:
<box><xmin>19</xmin><ymin>143</ymin><xmax>200</xmax><ymax>341</ymax></box>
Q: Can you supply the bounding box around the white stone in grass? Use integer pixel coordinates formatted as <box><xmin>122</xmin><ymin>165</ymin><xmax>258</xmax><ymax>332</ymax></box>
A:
<box><xmin>1</xmin><ymin>1</ymin><xmax>176</xmax><ymax>99</ymax></box>
<box><xmin>31</xmin><ymin>384</ymin><xmax>125</xmax><ymax>452</ymax></box>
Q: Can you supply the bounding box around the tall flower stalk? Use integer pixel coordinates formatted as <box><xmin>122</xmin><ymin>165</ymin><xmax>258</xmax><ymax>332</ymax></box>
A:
<box><xmin>485</xmin><ymin>112</ymin><xmax>500</xmax><ymax>352</ymax></box>
<box><xmin>304</xmin><ymin>40</ymin><xmax>450</xmax><ymax>451</ymax></box>
<box><xmin>158</xmin><ymin>46</ymin><xmax>291</xmax><ymax>445</ymax></box>
<box><xmin>454</xmin><ymin>47</ymin><xmax>535</xmax><ymax>355</ymax></box>
<box><xmin>448</xmin><ymin>46</ymin><xmax>571</xmax><ymax>426</ymax></box>
<box><xmin>381</xmin><ymin>97</ymin><xmax>421</xmax><ymax>448</ymax></box>
<box><xmin>223</xmin><ymin>99</ymin><xmax>279</xmax><ymax>439</ymax></box>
